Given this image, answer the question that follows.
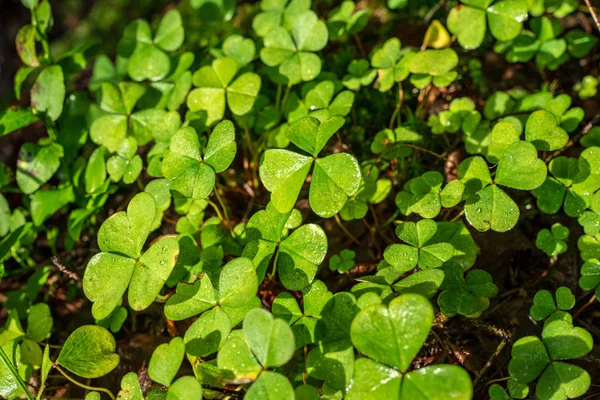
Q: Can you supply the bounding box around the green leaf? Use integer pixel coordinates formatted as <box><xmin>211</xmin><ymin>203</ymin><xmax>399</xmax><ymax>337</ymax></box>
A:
<box><xmin>167</xmin><ymin>376</ymin><xmax>202</xmax><ymax>400</ymax></box>
<box><xmin>16</xmin><ymin>142</ymin><xmax>63</xmax><ymax>194</ymax></box>
<box><xmin>0</xmin><ymin>107</ymin><xmax>38</xmax><ymax>137</ymax></box>
<box><xmin>525</xmin><ymin>110</ymin><xmax>568</xmax><ymax>151</ymax></box>
<box><xmin>162</xmin><ymin>123</ymin><xmax>236</xmax><ymax>199</ymax></box>
<box><xmin>117</xmin><ymin>372</ymin><xmax>144</xmax><ymax>400</ymax></box>
<box><xmin>402</xmin><ymin>365</ymin><xmax>473</xmax><ymax>399</ymax></box>
<box><xmin>128</xmin><ymin>44</ymin><xmax>171</xmax><ymax>82</ymax></box>
<box><xmin>508</xmin><ymin>335</ymin><xmax>549</xmax><ymax>383</ymax></box>
<box><xmin>56</xmin><ymin>325</ymin><xmax>120</xmax><ymax>378</ymax></box>
<box><xmin>536</xmin><ymin>362</ymin><xmax>590</xmax><ymax>400</ymax></box>
<box><xmin>310</xmin><ymin>153</ymin><xmax>361</xmax><ymax>218</ymax></box>
<box><xmin>83</xmin><ymin>193</ymin><xmax>161</xmax><ymax>319</ymax></box>
<box><xmin>204</xmin><ymin>119</ymin><xmax>237</xmax><ymax>172</ymax></box>
<box><xmin>260</xmin><ymin>149</ymin><xmax>312</xmax><ymax>213</ymax></box>
<box><xmin>15</xmin><ymin>25</ymin><xmax>39</xmax><ymax>67</ymax></box>
<box><xmin>164</xmin><ymin>275</ymin><xmax>217</xmax><ymax>321</ymax></box>
<box><xmin>218</xmin><ymin>257</ymin><xmax>258</xmax><ymax>307</ymax></box>
<box><xmin>246</xmin><ymin>371</ymin><xmax>294</xmax><ymax>400</ymax></box>
<box><xmin>287</xmin><ymin>116</ymin><xmax>345</xmax><ymax>156</ymax></box>
<box><xmin>350</xmin><ymin>293</ymin><xmax>433</xmax><ymax>372</ymax></box>
<box><xmin>409</xmin><ymin>49</ymin><xmax>458</xmax><ymax>76</ymax></box>
<box><xmin>38</xmin><ymin>345</ymin><xmax>52</xmax><ymax>399</ymax></box>
<box><xmin>184</xmin><ymin>306</ymin><xmax>231</xmax><ymax>357</ymax></box>
<box><xmin>148</xmin><ymin>337</ymin><xmax>185</xmax><ymax>386</ymax></box>
<box><xmin>496</xmin><ymin>141</ymin><xmax>547</xmax><ymax>190</ymax></box>
<box><xmin>447</xmin><ymin>5</ymin><xmax>486</xmax><ymax>50</ymax></box>
<box><xmin>542</xmin><ymin>320</ymin><xmax>593</xmax><ymax>360</ymax></box>
<box><xmin>154</xmin><ymin>10</ymin><xmax>184</xmax><ymax>52</ymax></box>
<box><xmin>305</xmin><ymin>340</ymin><xmax>354</xmax><ymax>389</ymax></box>
<box><xmin>223</xmin><ymin>34</ymin><xmax>256</xmax><ymax>66</ymax></box>
<box><xmin>530</xmin><ymin>290</ymin><xmax>556</xmax><ymax>321</ymax></box>
<box><xmin>292</xmin><ymin>10</ymin><xmax>329</xmax><ymax>51</ymax></box>
<box><xmin>278</xmin><ymin>224</ymin><xmax>328</xmax><ymax>290</ymax></box>
<box><xmin>217</xmin><ymin>335</ymin><xmax>262</xmax><ymax>380</ymax></box>
<box><xmin>0</xmin><ymin>341</ymin><xmax>24</xmax><ymax>399</ymax></box>
<box><xmin>31</xmin><ymin>65</ymin><xmax>65</xmax><ymax>121</ymax></box>
<box><xmin>487</xmin><ymin>0</ymin><xmax>528</xmax><ymax>42</ymax></box>
<box><xmin>26</xmin><ymin>303</ymin><xmax>53</xmax><ymax>342</ymax></box>
<box><xmin>579</xmin><ymin>259</ymin><xmax>600</xmax><ymax>294</ymax></box>
<box><xmin>30</xmin><ymin>185</ymin><xmax>75</xmax><ymax>226</ymax></box>
<box><xmin>346</xmin><ymin>358</ymin><xmax>402</xmax><ymax>399</ymax></box>
<box><xmin>465</xmin><ymin>185</ymin><xmax>519</xmax><ymax>232</ymax></box>
<box><xmin>243</xmin><ymin>308</ymin><xmax>295</xmax><ymax>367</ymax></box>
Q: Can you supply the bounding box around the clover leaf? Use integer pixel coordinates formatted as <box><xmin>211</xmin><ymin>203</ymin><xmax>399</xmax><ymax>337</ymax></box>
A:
<box><xmin>187</xmin><ymin>57</ymin><xmax>261</xmax><ymax>126</ymax></box>
<box><xmin>242</xmin><ymin>202</ymin><xmax>327</xmax><ymax>289</ymax></box>
<box><xmin>260</xmin><ymin>116</ymin><xmax>361</xmax><ymax>217</ymax></box>
<box><xmin>31</xmin><ymin>65</ymin><xmax>65</xmax><ymax>121</ymax></box>
<box><xmin>340</xmin><ymin>166</ymin><xmax>392</xmax><ymax>221</ymax></box>
<box><xmin>384</xmin><ymin>220</ymin><xmax>477</xmax><ymax>272</ymax></box>
<box><xmin>167</xmin><ymin>263</ymin><xmax>258</xmax><ymax>352</ymax></box>
<box><xmin>525</xmin><ymin>110</ymin><xmax>568</xmax><ymax>151</ymax></box>
<box><xmin>370</xmin><ymin>38</ymin><xmax>413</xmax><ymax>92</ymax></box>
<box><xmin>428</xmin><ymin>97</ymin><xmax>481</xmax><ymax>136</ymax></box>
<box><xmin>217</xmin><ymin>309</ymin><xmax>295</xmax><ymax>395</ymax></box>
<box><xmin>222</xmin><ymin>34</ymin><xmax>256</xmax><ymax>67</ymax></box>
<box><xmin>106</xmin><ymin>137</ymin><xmax>143</xmax><ymax>184</ymax></box>
<box><xmin>460</xmin><ymin>148</ymin><xmax>547</xmax><ymax>232</ymax></box>
<box><xmin>56</xmin><ymin>325</ymin><xmax>120</xmax><ymax>378</ymax></box>
<box><xmin>536</xmin><ymin>223</ymin><xmax>569</xmax><ymax>257</ymax></box>
<box><xmin>347</xmin><ymin>294</ymin><xmax>473</xmax><ymax>399</ymax></box>
<box><xmin>16</xmin><ymin>140</ymin><xmax>63</xmax><ymax>194</ymax></box>
<box><xmin>117</xmin><ymin>372</ymin><xmax>143</xmax><ymax>400</ymax></box>
<box><xmin>327</xmin><ymin>1</ymin><xmax>368</xmax><ymax>40</ymax></box>
<box><xmin>329</xmin><ymin>249</ymin><xmax>356</xmax><ymax>273</ymax></box>
<box><xmin>83</xmin><ymin>192</ymin><xmax>180</xmax><ymax>319</ymax></box>
<box><xmin>579</xmin><ymin>259</ymin><xmax>600</xmax><ymax>298</ymax></box>
<box><xmin>408</xmin><ymin>48</ymin><xmax>459</xmax><ymax>88</ymax></box>
<box><xmin>259</xmin><ymin>11</ymin><xmax>328</xmax><ymax>84</ymax></box>
<box><xmin>272</xmin><ymin>280</ymin><xmax>332</xmax><ymax>347</ymax></box>
<box><xmin>342</xmin><ymin>59</ymin><xmax>377</xmax><ymax>90</ymax></box>
<box><xmin>532</xmin><ymin>156</ymin><xmax>587</xmax><ymax>216</ymax></box>
<box><xmin>395</xmin><ymin>171</ymin><xmax>465</xmax><ymax>219</ymax></box>
<box><xmin>252</xmin><ymin>0</ymin><xmax>311</xmax><ymax>37</ymax></box>
<box><xmin>448</xmin><ymin>0</ymin><xmax>528</xmax><ymax>50</ymax></box>
<box><xmin>438</xmin><ymin>264</ymin><xmax>498</xmax><ymax>317</ymax></box>
<box><xmin>167</xmin><ymin>376</ymin><xmax>202</xmax><ymax>400</ymax></box>
<box><xmin>148</xmin><ymin>337</ymin><xmax>185</xmax><ymax>387</ymax></box>
<box><xmin>90</xmin><ymin>82</ymin><xmax>181</xmax><ymax>151</ymax></box>
<box><xmin>489</xmin><ymin>379</ymin><xmax>529</xmax><ymax>400</ymax></box>
<box><xmin>529</xmin><ymin>286</ymin><xmax>575</xmax><ymax>321</ymax></box>
<box><xmin>509</xmin><ymin>319</ymin><xmax>593</xmax><ymax>400</ymax></box>
<box><xmin>162</xmin><ymin>121</ymin><xmax>236</xmax><ymax>199</ymax></box>
<box><xmin>119</xmin><ymin>10</ymin><xmax>184</xmax><ymax>82</ymax></box>
<box><xmin>574</xmin><ymin>75</ymin><xmax>598</xmax><ymax>100</ymax></box>
<box><xmin>302</xmin><ymin>80</ymin><xmax>355</xmax><ymax>121</ymax></box>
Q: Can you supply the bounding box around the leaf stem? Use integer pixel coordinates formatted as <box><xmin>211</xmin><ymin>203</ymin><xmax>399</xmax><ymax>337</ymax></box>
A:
<box><xmin>0</xmin><ymin>346</ymin><xmax>34</xmax><ymax>400</ymax></box>
<box><xmin>280</xmin><ymin>84</ymin><xmax>292</xmax><ymax>112</ymax></box>
<box><xmin>275</xmin><ymin>84</ymin><xmax>282</xmax><ymax>109</ymax></box>
<box><xmin>584</xmin><ymin>0</ymin><xmax>600</xmax><ymax>33</ymax></box>
<box><xmin>270</xmin><ymin>246</ymin><xmax>281</xmax><ymax>279</ymax></box>
<box><xmin>214</xmin><ymin>189</ymin><xmax>234</xmax><ymax>237</ymax></box>
<box><xmin>207</xmin><ymin>200</ymin><xmax>225</xmax><ymax>223</ymax></box>
<box><xmin>54</xmin><ymin>364</ymin><xmax>115</xmax><ymax>400</ymax></box>
<box><xmin>389</xmin><ymin>84</ymin><xmax>404</xmax><ymax>130</ymax></box>
<box><xmin>402</xmin><ymin>144</ymin><xmax>446</xmax><ymax>160</ymax></box>
<box><xmin>334</xmin><ymin>214</ymin><xmax>360</xmax><ymax>245</ymax></box>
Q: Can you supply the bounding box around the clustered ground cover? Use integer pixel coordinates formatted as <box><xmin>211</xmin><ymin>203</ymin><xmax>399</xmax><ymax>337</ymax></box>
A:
<box><xmin>1</xmin><ymin>0</ymin><xmax>600</xmax><ymax>399</ymax></box>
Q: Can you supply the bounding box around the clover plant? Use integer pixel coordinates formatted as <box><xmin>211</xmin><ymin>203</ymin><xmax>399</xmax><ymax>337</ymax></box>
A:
<box><xmin>2</xmin><ymin>1</ymin><xmax>600</xmax><ymax>399</ymax></box>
